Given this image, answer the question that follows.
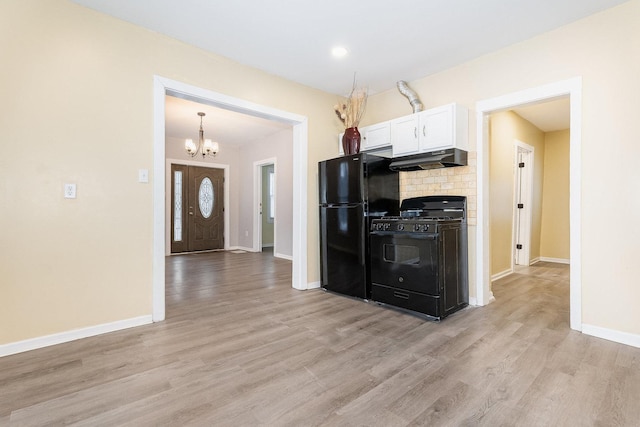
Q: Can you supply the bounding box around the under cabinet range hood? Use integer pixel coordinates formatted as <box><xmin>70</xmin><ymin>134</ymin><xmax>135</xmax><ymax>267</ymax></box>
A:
<box><xmin>389</xmin><ymin>148</ymin><xmax>467</xmax><ymax>171</ymax></box>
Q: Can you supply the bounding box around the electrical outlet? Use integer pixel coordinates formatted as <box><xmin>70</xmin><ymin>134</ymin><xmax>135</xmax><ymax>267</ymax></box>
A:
<box><xmin>64</xmin><ymin>183</ymin><xmax>77</xmax><ymax>199</ymax></box>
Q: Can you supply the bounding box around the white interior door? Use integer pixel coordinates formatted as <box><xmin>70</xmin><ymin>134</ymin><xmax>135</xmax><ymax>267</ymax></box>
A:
<box><xmin>513</xmin><ymin>141</ymin><xmax>534</xmax><ymax>266</ymax></box>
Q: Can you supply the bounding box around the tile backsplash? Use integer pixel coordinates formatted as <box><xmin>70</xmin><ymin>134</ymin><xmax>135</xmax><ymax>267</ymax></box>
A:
<box><xmin>399</xmin><ymin>151</ymin><xmax>477</xmax><ymax>225</ymax></box>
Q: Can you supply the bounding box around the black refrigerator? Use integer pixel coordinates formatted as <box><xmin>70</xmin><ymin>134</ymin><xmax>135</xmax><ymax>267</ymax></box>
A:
<box><xmin>319</xmin><ymin>153</ymin><xmax>399</xmax><ymax>299</ymax></box>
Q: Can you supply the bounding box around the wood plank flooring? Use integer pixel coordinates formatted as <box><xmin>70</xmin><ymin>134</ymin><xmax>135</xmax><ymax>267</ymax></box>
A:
<box><xmin>2</xmin><ymin>252</ymin><xmax>640</xmax><ymax>426</ymax></box>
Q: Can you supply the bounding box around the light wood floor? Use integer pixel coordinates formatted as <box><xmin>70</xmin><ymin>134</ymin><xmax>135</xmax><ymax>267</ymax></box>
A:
<box><xmin>2</xmin><ymin>252</ymin><xmax>640</xmax><ymax>426</ymax></box>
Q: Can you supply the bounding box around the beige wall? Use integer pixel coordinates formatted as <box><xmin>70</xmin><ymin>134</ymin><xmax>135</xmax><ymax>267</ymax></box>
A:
<box><xmin>0</xmin><ymin>1</ymin><xmax>338</xmax><ymax>345</ymax></box>
<box><xmin>488</xmin><ymin>114</ymin><xmax>570</xmax><ymax>275</ymax></box>
<box><xmin>365</xmin><ymin>0</ymin><xmax>640</xmax><ymax>335</ymax></box>
<box><xmin>540</xmin><ymin>130</ymin><xmax>570</xmax><ymax>260</ymax></box>
<box><xmin>489</xmin><ymin>111</ymin><xmax>546</xmax><ymax>275</ymax></box>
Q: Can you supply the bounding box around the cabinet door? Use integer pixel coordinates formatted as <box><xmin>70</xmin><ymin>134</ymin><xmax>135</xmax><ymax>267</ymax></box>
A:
<box><xmin>391</xmin><ymin>114</ymin><xmax>419</xmax><ymax>156</ymax></box>
<box><xmin>419</xmin><ymin>104</ymin><xmax>453</xmax><ymax>152</ymax></box>
<box><xmin>362</xmin><ymin>121</ymin><xmax>391</xmax><ymax>150</ymax></box>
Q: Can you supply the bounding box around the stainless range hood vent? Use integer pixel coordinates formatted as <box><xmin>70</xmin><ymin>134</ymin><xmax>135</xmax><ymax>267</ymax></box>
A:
<box><xmin>389</xmin><ymin>148</ymin><xmax>467</xmax><ymax>171</ymax></box>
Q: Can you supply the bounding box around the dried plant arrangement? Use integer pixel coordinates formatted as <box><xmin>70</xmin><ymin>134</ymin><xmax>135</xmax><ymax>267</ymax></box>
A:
<box><xmin>334</xmin><ymin>77</ymin><xmax>368</xmax><ymax>129</ymax></box>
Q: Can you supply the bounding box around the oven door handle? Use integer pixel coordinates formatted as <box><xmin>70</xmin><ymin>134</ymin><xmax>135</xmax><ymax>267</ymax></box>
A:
<box><xmin>370</xmin><ymin>231</ymin><xmax>437</xmax><ymax>240</ymax></box>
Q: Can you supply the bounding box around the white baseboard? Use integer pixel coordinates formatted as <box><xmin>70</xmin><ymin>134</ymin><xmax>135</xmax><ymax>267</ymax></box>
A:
<box><xmin>228</xmin><ymin>246</ymin><xmax>255</xmax><ymax>252</ymax></box>
<box><xmin>468</xmin><ymin>291</ymin><xmax>495</xmax><ymax>307</ymax></box>
<box><xmin>539</xmin><ymin>256</ymin><xmax>570</xmax><ymax>264</ymax></box>
<box><xmin>274</xmin><ymin>252</ymin><xmax>293</xmax><ymax>261</ymax></box>
<box><xmin>307</xmin><ymin>281</ymin><xmax>321</xmax><ymax>290</ymax></box>
<box><xmin>491</xmin><ymin>269</ymin><xmax>513</xmax><ymax>282</ymax></box>
<box><xmin>0</xmin><ymin>315</ymin><xmax>153</xmax><ymax>358</ymax></box>
<box><xmin>582</xmin><ymin>324</ymin><xmax>640</xmax><ymax>349</ymax></box>
<box><xmin>261</xmin><ymin>243</ymin><xmax>274</xmax><ymax>248</ymax></box>
<box><xmin>530</xmin><ymin>257</ymin><xmax>541</xmax><ymax>265</ymax></box>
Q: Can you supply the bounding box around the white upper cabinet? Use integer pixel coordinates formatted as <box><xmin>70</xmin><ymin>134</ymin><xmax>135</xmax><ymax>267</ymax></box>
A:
<box><xmin>419</xmin><ymin>103</ymin><xmax>468</xmax><ymax>152</ymax></box>
<box><xmin>390</xmin><ymin>103</ymin><xmax>468</xmax><ymax>156</ymax></box>
<box><xmin>361</xmin><ymin>121</ymin><xmax>391</xmax><ymax>150</ymax></box>
<box><xmin>390</xmin><ymin>114</ymin><xmax>419</xmax><ymax>156</ymax></box>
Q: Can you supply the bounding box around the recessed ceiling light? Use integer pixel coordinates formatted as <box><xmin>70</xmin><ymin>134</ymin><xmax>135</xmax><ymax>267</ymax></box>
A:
<box><xmin>331</xmin><ymin>46</ymin><xmax>349</xmax><ymax>58</ymax></box>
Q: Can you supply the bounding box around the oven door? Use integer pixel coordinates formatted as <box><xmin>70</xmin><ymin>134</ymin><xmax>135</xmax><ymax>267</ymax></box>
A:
<box><xmin>370</xmin><ymin>231</ymin><xmax>439</xmax><ymax>296</ymax></box>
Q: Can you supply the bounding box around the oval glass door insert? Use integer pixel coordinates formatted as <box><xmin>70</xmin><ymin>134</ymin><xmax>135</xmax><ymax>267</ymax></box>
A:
<box><xmin>198</xmin><ymin>177</ymin><xmax>214</xmax><ymax>218</ymax></box>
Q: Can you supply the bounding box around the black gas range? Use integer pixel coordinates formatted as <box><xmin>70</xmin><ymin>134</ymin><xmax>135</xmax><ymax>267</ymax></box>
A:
<box><xmin>371</xmin><ymin>195</ymin><xmax>466</xmax><ymax>233</ymax></box>
<box><xmin>369</xmin><ymin>196</ymin><xmax>469</xmax><ymax>320</ymax></box>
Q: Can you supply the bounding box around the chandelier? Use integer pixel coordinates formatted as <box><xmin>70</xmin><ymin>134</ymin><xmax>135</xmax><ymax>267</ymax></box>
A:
<box><xmin>185</xmin><ymin>112</ymin><xmax>219</xmax><ymax>158</ymax></box>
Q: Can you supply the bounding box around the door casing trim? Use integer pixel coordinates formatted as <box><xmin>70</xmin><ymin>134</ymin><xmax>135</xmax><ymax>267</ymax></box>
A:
<box><xmin>153</xmin><ymin>76</ymin><xmax>309</xmax><ymax>322</ymax></box>
<box><xmin>476</xmin><ymin>76</ymin><xmax>582</xmax><ymax>331</ymax></box>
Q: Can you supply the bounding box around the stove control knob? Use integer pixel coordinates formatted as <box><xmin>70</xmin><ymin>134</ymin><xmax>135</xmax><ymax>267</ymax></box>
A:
<box><xmin>383</xmin><ymin>223</ymin><xmax>391</xmax><ymax>231</ymax></box>
<box><xmin>414</xmin><ymin>224</ymin><xmax>421</xmax><ymax>232</ymax></box>
<box><xmin>397</xmin><ymin>224</ymin><xmax>404</xmax><ymax>231</ymax></box>
<box><xmin>422</xmin><ymin>224</ymin><xmax>430</xmax><ymax>232</ymax></box>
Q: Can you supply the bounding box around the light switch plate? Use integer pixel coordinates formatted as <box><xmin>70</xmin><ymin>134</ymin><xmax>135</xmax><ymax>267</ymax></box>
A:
<box><xmin>64</xmin><ymin>183</ymin><xmax>77</xmax><ymax>199</ymax></box>
<box><xmin>138</xmin><ymin>169</ymin><xmax>149</xmax><ymax>183</ymax></box>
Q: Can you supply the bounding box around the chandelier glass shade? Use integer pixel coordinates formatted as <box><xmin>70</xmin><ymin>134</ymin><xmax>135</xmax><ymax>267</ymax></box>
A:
<box><xmin>185</xmin><ymin>112</ymin><xmax>219</xmax><ymax>158</ymax></box>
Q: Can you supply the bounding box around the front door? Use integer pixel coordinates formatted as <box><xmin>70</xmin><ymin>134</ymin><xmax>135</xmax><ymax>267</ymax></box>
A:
<box><xmin>171</xmin><ymin>164</ymin><xmax>224</xmax><ymax>253</ymax></box>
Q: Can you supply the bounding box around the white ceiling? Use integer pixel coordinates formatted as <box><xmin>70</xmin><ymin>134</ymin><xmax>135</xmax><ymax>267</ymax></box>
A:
<box><xmin>512</xmin><ymin>97</ymin><xmax>571</xmax><ymax>132</ymax></box>
<box><xmin>71</xmin><ymin>0</ymin><xmax>627</xmax><ymax>95</ymax></box>
<box><xmin>72</xmin><ymin>0</ymin><xmax>617</xmax><ymax>139</ymax></box>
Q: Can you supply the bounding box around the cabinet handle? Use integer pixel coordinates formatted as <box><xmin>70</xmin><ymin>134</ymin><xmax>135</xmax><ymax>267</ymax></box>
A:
<box><xmin>414</xmin><ymin>127</ymin><xmax>417</xmax><ymax>139</ymax></box>
<box><xmin>423</xmin><ymin>125</ymin><xmax>426</xmax><ymax>137</ymax></box>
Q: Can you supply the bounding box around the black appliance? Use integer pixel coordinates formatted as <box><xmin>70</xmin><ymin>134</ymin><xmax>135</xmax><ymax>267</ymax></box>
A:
<box><xmin>369</xmin><ymin>195</ymin><xmax>468</xmax><ymax>319</ymax></box>
<box><xmin>319</xmin><ymin>153</ymin><xmax>399</xmax><ymax>299</ymax></box>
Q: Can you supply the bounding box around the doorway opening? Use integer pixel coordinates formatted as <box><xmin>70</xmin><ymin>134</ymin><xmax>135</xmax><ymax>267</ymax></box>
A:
<box><xmin>153</xmin><ymin>76</ymin><xmax>309</xmax><ymax>322</ymax></box>
<box><xmin>253</xmin><ymin>159</ymin><xmax>276</xmax><ymax>254</ymax></box>
<box><xmin>476</xmin><ymin>77</ymin><xmax>582</xmax><ymax>331</ymax></box>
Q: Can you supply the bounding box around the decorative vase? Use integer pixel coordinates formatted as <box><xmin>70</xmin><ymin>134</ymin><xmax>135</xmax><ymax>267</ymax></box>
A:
<box><xmin>342</xmin><ymin>127</ymin><xmax>361</xmax><ymax>155</ymax></box>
